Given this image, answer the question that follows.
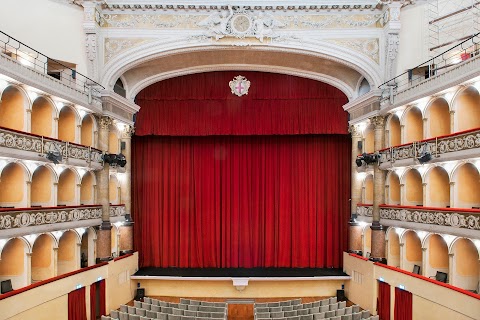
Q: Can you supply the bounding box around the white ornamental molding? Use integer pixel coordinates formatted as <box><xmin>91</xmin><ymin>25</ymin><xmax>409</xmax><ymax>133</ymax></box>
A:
<box><xmin>102</xmin><ymin>4</ymin><xmax>384</xmax><ymax>11</ymax></box>
<box><xmin>357</xmin><ymin>205</ymin><xmax>373</xmax><ymax>217</ymax></box>
<box><xmin>229</xmin><ymin>75</ymin><xmax>250</xmax><ymax>96</ymax></box>
<box><xmin>379</xmin><ymin>129</ymin><xmax>480</xmax><ymax>164</ymax></box>
<box><xmin>0</xmin><ymin>206</ymin><xmax>102</xmax><ymax>230</ymax></box>
<box><xmin>0</xmin><ymin>127</ymin><xmax>103</xmax><ymax>164</ymax></box>
<box><xmin>326</xmin><ymin>39</ymin><xmax>379</xmax><ymax>63</ymax></box>
<box><xmin>380</xmin><ymin>207</ymin><xmax>480</xmax><ymax>231</ymax></box>
<box><xmin>104</xmin><ymin>38</ymin><xmax>153</xmax><ymax>63</ymax></box>
<box><xmin>110</xmin><ymin>205</ymin><xmax>126</xmax><ymax>217</ymax></box>
<box><xmin>197</xmin><ymin>6</ymin><xmax>287</xmax><ymax>43</ymax></box>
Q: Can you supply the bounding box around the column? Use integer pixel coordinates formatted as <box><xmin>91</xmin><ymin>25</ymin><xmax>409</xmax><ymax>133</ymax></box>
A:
<box><xmin>450</xmin><ymin>110</ymin><xmax>455</xmax><ymax>133</ymax></box>
<box><xmin>400</xmin><ymin>183</ymin><xmax>405</xmax><ymax>206</ymax></box>
<box><xmin>119</xmin><ymin>125</ymin><xmax>134</xmax><ymax>254</ymax></box>
<box><xmin>53</xmin><ymin>247</ymin><xmax>58</xmax><ymax>277</ymax></box>
<box><xmin>26</xmin><ymin>181</ymin><xmax>31</xmax><ymax>207</ymax></box>
<box><xmin>348</xmin><ymin>124</ymin><xmax>363</xmax><ymax>255</ymax></box>
<box><xmin>421</xmin><ymin>247</ymin><xmax>428</xmax><ymax>277</ymax></box>
<box><xmin>422</xmin><ymin>183</ymin><xmax>427</xmax><ymax>206</ymax></box>
<box><xmin>448</xmin><ymin>253</ymin><xmax>455</xmax><ymax>285</ymax></box>
<box><xmin>26</xmin><ymin>252</ymin><xmax>32</xmax><ymax>286</ymax></box>
<box><xmin>399</xmin><ymin>243</ymin><xmax>405</xmax><ymax>270</ymax></box>
<box><xmin>449</xmin><ymin>182</ymin><xmax>455</xmax><ymax>208</ymax></box>
<box><xmin>370</xmin><ymin>116</ymin><xmax>387</xmax><ymax>263</ymax></box>
<box><xmin>96</xmin><ymin>115</ymin><xmax>112</xmax><ymax>262</ymax></box>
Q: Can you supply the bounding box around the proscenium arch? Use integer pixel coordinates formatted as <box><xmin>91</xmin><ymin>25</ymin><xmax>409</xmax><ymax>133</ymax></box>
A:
<box><xmin>101</xmin><ymin>42</ymin><xmax>382</xmax><ymax>101</ymax></box>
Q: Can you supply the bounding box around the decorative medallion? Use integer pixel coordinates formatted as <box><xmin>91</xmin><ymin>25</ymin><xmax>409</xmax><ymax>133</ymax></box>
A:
<box><xmin>229</xmin><ymin>75</ymin><xmax>250</xmax><ymax>97</ymax></box>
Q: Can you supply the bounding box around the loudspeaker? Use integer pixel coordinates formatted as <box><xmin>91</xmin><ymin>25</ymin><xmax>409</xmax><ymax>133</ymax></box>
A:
<box><xmin>135</xmin><ymin>288</ymin><xmax>145</xmax><ymax>301</ymax></box>
<box><xmin>357</xmin><ymin>141</ymin><xmax>363</xmax><ymax>150</ymax></box>
<box><xmin>337</xmin><ymin>289</ymin><xmax>346</xmax><ymax>302</ymax></box>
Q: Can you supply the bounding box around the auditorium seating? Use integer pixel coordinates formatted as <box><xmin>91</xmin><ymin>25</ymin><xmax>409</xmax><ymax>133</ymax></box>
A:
<box><xmin>253</xmin><ymin>298</ymin><xmax>377</xmax><ymax>320</ymax></box>
<box><xmin>110</xmin><ymin>297</ymin><xmax>228</xmax><ymax>320</ymax></box>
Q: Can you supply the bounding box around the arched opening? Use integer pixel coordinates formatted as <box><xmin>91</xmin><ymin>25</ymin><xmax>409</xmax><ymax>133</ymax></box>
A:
<box><xmin>452</xmin><ymin>238</ymin><xmax>479</xmax><ymax>290</ymax></box>
<box><xmin>80</xmin><ymin>228</ymin><xmax>96</xmax><ymax>267</ymax></box>
<box><xmin>404</xmin><ymin>107</ymin><xmax>423</xmax><ymax>144</ymax></box>
<box><xmin>0</xmin><ymin>163</ymin><xmax>27</xmax><ymax>208</ymax></box>
<box><xmin>109</xmin><ymin>175</ymin><xmax>120</xmax><ymax>205</ymax></box>
<box><xmin>387</xmin><ymin>114</ymin><xmax>401</xmax><ymax>147</ymax></box>
<box><xmin>454</xmin><ymin>163</ymin><xmax>480</xmax><ymax>208</ymax></box>
<box><xmin>31</xmin><ymin>234</ymin><xmax>54</xmax><ymax>282</ymax></box>
<box><xmin>31</xmin><ymin>97</ymin><xmax>54</xmax><ymax>137</ymax></box>
<box><xmin>387</xmin><ymin>229</ymin><xmax>401</xmax><ymax>268</ymax></box>
<box><xmin>455</xmin><ymin>86</ymin><xmax>480</xmax><ymax>132</ymax></box>
<box><xmin>425</xmin><ymin>234</ymin><xmax>448</xmax><ymax>279</ymax></box>
<box><xmin>403</xmin><ymin>230</ymin><xmax>422</xmax><ymax>273</ymax></box>
<box><xmin>363</xmin><ymin>125</ymin><xmax>375</xmax><ymax>153</ymax></box>
<box><xmin>358</xmin><ymin>78</ymin><xmax>371</xmax><ymax>96</ymax></box>
<box><xmin>108</xmin><ymin>130</ymin><xmax>119</xmax><ymax>154</ymax></box>
<box><xmin>114</xmin><ymin>78</ymin><xmax>126</xmax><ymax>97</ymax></box>
<box><xmin>80</xmin><ymin>171</ymin><xmax>95</xmax><ymax>205</ymax></box>
<box><xmin>111</xmin><ymin>226</ymin><xmax>119</xmax><ymax>258</ymax></box>
<box><xmin>363</xmin><ymin>174</ymin><xmax>374</xmax><ymax>204</ymax></box>
<box><xmin>31</xmin><ymin>166</ymin><xmax>54</xmax><ymax>207</ymax></box>
<box><xmin>57</xmin><ymin>169</ymin><xmax>77</xmax><ymax>206</ymax></box>
<box><xmin>57</xmin><ymin>231</ymin><xmax>78</xmax><ymax>275</ymax></box>
<box><xmin>0</xmin><ymin>86</ymin><xmax>26</xmax><ymax>131</ymax></box>
<box><xmin>362</xmin><ymin>226</ymin><xmax>372</xmax><ymax>259</ymax></box>
<box><xmin>58</xmin><ymin>106</ymin><xmax>77</xmax><ymax>143</ymax></box>
<box><xmin>426</xmin><ymin>98</ymin><xmax>450</xmax><ymax>138</ymax></box>
<box><xmin>80</xmin><ymin>114</ymin><xmax>95</xmax><ymax>147</ymax></box>
<box><xmin>426</xmin><ymin>167</ymin><xmax>450</xmax><ymax>208</ymax></box>
<box><xmin>0</xmin><ymin>238</ymin><xmax>28</xmax><ymax>289</ymax></box>
<box><xmin>387</xmin><ymin>172</ymin><xmax>401</xmax><ymax>205</ymax></box>
<box><xmin>404</xmin><ymin>169</ymin><xmax>423</xmax><ymax>206</ymax></box>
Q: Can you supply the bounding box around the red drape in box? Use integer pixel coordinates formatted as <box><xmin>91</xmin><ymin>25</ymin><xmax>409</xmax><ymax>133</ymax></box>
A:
<box><xmin>133</xmin><ymin>135</ymin><xmax>351</xmax><ymax>268</ymax></box>
<box><xmin>394</xmin><ymin>287</ymin><xmax>413</xmax><ymax>320</ymax></box>
<box><xmin>99</xmin><ymin>280</ymin><xmax>106</xmax><ymax>316</ymax></box>
<box><xmin>68</xmin><ymin>287</ymin><xmax>86</xmax><ymax>320</ymax></box>
<box><xmin>89</xmin><ymin>282</ymin><xmax>96</xmax><ymax>320</ymax></box>
<box><xmin>135</xmin><ymin>72</ymin><xmax>349</xmax><ymax>136</ymax></box>
<box><xmin>378</xmin><ymin>281</ymin><xmax>391</xmax><ymax>320</ymax></box>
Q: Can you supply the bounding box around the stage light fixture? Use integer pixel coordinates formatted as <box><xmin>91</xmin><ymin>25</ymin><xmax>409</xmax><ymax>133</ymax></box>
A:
<box><xmin>356</xmin><ymin>153</ymin><xmax>379</xmax><ymax>167</ymax></box>
<box><xmin>355</xmin><ymin>158</ymin><xmax>363</xmax><ymax>167</ymax></box>
<box><xmin>418</xmin><ymin>151</ymin><xmax>432</xmax><ymax>164</ymax></box>
<box><xmin>102</xmin><ymin>152</ymin><xmax>127</xmax><ymax>168</ymax></box>
<box><xmin>45</xmin><ymin>150</ymin><xmax>63</xmax><ymax>164</ymax></box>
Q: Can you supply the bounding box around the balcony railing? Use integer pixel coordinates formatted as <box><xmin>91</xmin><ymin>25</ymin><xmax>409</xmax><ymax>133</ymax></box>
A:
<box><xmin>110</xmin><ymin>204</ymin><xmax>126</xmax><ymax>218</ymax></box>
<box><xmin>0</xmin><ymin>126</ymin><xmax>103</xmax><ymax>166</ymax></box>
<box><xmin>379</xmin><ymin>33</ymin><xmax>480</xmax><ymax>105</ymax></box>
<box><xmin>380</xmin><ymin>205</ymin><xmax>480</xmax><ymax>232</ymax></box>
<box><xmin>378</xmin><ymin>127</ymin><xmax>480</xmax><ymax>166</ymax></box>
<box><xmin>0</xmin><ymin>30</ymin><xmax>104</xmax><ymax>101</ymax></box>
<box><xmin>356</xmin><ymin>203</ymin><xmax>373</xmax><ymax>218</ymax></box>
<box><xmin>0</xmin><ymin>205</ymin><xmax>102</xmax><ymax>231</ymax></box>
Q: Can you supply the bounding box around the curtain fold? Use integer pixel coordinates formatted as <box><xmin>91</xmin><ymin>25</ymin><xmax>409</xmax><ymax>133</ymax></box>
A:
<box><xmin>99</xmin><ymin>280</ymin><xmax>106</xmax><ymax>317</ymax></box>
<box><xmin>68</xmin><ymin>287</ymin><xmax>86</xmax><ymax>320</ymax></box>
<box><xmin>394</xmin><ymin>287</ymin><xmax>413</xmax><ymax>320</ymax></box>
<box><xmin>133</xmin><ymin>135</ymin><xmax>351</xmax><ymax>268</ymax></box>
<box><xmin>135</xmin><ymin>71</ymin><xmax>349</xmax><ymax>136</ymax></box>
<box><xmin>89</xmin><ymin>282</ymin><xmax>96</xmax><ymax>320</ymax></box>
<box><xmin>378</xmin><ymin>281</ymin><xmax>391</xmax><ymax>320</ymax></box>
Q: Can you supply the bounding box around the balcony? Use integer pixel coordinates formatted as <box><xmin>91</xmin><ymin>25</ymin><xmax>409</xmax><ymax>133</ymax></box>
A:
<box><xmin>356</xmin><ymin>204</ymin><xmax>373</xmax><ymax>223</ymax></box>
<box><xmin>378</xmin><ymin>127</ymin><xmax>480</xmax><ymax>169</ymax></box>
<box><xmin>0</xmin><ymin>205</ymin><xmax>102</xmax><ymax>238</ymax></box>
<box><xmin>110</xmin><ymin>204</ymin><xmax>126</xmax><ymax>222</ymax></box>
<box><xmin>0</xmin><ymin>126</ymin><xmax>103</xmax><ymax>169</ymax></box>
<box><xmin>380</xmin><ymin>204</ymin><xmax>480</xmax><ymax>238</ymax></box>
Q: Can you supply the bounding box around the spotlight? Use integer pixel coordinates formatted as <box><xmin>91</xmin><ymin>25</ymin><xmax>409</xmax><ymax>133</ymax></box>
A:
<box><xmin>356</xmin><ymin>153</ymin><xmax>379</xmax><ymax>167</ymax></box>
<box><xmin>45</xmin><ymin>150</ymin><xmax>62</xmax><ymax>164</ymax></box>
<box><xmin>418</xmin><ymin>151</ymin><xmax>432</xmax><ymax>164</ymax></box>
<box><xmin>355</xmin><ymin>158</ymin><xmax>363</xmax><ymax>167</ymax></box>
<box><xmin>116</xmin><ymin>153</ymin><xmax>126</xmax><ymax>168</ymax></box>
<box><xmin>102</xmin><ymin>153</ymin><xmax>127</xmax><ymax>168</ymax></box>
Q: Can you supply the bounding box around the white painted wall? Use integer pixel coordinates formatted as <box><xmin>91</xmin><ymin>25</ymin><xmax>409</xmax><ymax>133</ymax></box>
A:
<box><xmin>0</xmin><ymin>0</ymin><xmax>87</xmax><ymax>74</ymax></box>
<box><xmin>396</xmin><ymin>2</ymin><xmax>429</xmax><ymax>76</ymax></box>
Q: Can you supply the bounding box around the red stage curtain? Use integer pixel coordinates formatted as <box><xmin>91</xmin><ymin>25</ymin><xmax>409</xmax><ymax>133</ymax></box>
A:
<box><xmin>99</xmin><ymin>280</ymin><xmax>106</xmax><ymax>316</ymax></box>
<box><xmin>132</xmin><ymin>134</ymin><xmax>351</xmax><ymax>268</ymax></box>
<box><xmin>378</xmin><ymin>281</ymin><xmax>391</xmax><ymax>320</ymax></box>
<box><xmin>68</xmin><ymin>287</ymin><xmax>86</xmax><ymax>320</ymax></box>
<box><xmin>89</xmin><ymin>282</ymin><xmax>96</xmax><ymax>320</ymax></box>
<box><xmin>394</xmin><ymin>287</ymin><xmax>413</xmax><ymax>320</ymax></box>
<box><xmin>135</xmin><ymin>72</ymin><xmax>349</xmax><ymax>136</ymax></box>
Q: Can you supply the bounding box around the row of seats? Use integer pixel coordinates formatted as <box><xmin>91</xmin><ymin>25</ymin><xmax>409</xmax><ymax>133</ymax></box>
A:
<box><xmin>256</xmin><ymin>301</ymin><xmax>348</xmax><ymax>314</ymax></box>
<box><xmin>133</xmin><ymin>301</ymin><xmax>226</xmax><ymax>314</ymax></box>
<box><xmin>179</xmin><ymin>298</ymin><xmax>228</xmax><ymax>308</ymax></box>
<box><xmin>254</xmin><ymin>299</ymin><xmax>302</xmax><ymax>308</ymax></box>
<box><xmin>256</xmin><ymin>305</ymin><xmax>357</xmax><ymax>318</ymax></box>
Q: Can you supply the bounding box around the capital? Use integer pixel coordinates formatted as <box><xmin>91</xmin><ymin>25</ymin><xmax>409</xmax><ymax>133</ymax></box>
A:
<box><xmin>370</xmin><ymin>116</ymin><xmax>385</xmax><ymax>129</ymax></box>
<box><xmin>98</xmin><ymin>115</ymin><xmax>112</xmax><ymax>130</ymax></box>
<box><xmin>121</xmin><ymin>125</ymin><xmax>135</xmax><ymax>139</ymax></box>
<box><xmin>348</xmin><ymin>125</ymin><xmax>362</xmax><ymax>138</ymax></box>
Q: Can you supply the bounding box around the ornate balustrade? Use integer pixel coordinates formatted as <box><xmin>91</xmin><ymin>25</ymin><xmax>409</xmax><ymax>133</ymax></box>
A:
<box><xmin>0</xmin><ymin>205</ymin><xmax>102</xmax><ymax>231</ymax></box>
<box><xmin>356</xmin><ymin>204</ymin><xmax>373</xmax><ymax>218</ymax></box>
<box><xmin>0</xmin><ymin>126</ymin><xmax>103</xmax><ymax>168</ymax></box>
<box><xmin>380</xmin><ymin>204</ymin><xmax>480</xmax><ymax>238</ymax></box>
<box><xmin>110</xmin><ymin>204</ymin><xmax>126</xmax><ymax>218</ymax></box>
<box><xmin>378</xmin><ymin>128</ymin><xmax>480</xmax><ymax>168</ymax></box>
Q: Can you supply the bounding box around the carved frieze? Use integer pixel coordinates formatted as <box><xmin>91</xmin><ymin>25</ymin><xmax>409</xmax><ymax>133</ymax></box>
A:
<box><xmin>326</xmin><ymin>39</ymin><xmax>379</xmax><ymax>63</ymax></box>
<box><xmin>110</xmin><ymin>205</ymin><xmax>126</xmax><ymax>217</ymax></box>
<box><xmin>0</xmin><ymin>206</ymin><xmax>102</xmax><ymax>230</ymax></box>
<box><xmin>357</xmin><ymin>205</ymin><xmax>373</xmax><ymax>217</ymax></box>
<box><xmin>104</xmin><ymin>38</ymin><xmax>153</xmax><ymax>63</ymax></box>
<box><xmin>380</xmin><ymin>207</ymin><xmax>480</xmax><ymax>231</ymax></box>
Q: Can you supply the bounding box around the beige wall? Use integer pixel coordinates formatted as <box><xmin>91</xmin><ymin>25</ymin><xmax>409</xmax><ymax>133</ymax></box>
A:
<box><xmin>456</xmin><ymin>163</ymin><xmax>480</xmax><ymax>208</ymax></box>
<box><xmin>388</xmin><ymin>115</ymin><xmax>401</xmax><ymax>147</ymax></box>
<box><xmin>58</xmin><ymin>169</ymin><xmax>76</xmax><ymax>205</ymax></box>
<box><xmin>58</xmin><ymin>107</ymin><xmax>77</xmax><ymax>143</ymax></box>
<box><xmin>428</xmin><ymin>235</ymin><xmax>448</xmax><ymax>270</ymax></box>
<box><xmin>405</xmin><ymin>231</ymin><xmax>422</xmax><ymax>273</ymax></box>
<box><xmin>388</xmin><ymin>231</ymin><xmax>400</xmax><ymax>268</ymax></box>
<box><xmin>0</xmin><ymin>86</ymin><xmax>25</xmax><ymax>131</ymax></box>
<box><xmin>108</xmin><ymin>131</ymin><xmax>119</xmax><ymax>154</ymax></box>
<box><xmin>31</xmin><ymin>97</ymin><xmax>53</xmax><ymax>137</ymax></box>
<box><xmin>364</xmin><ymin>175</ymin><xmax>373</xmax><ymax>204</ymax></box>
<box><xmin>405</xmin><ymin>170</ymin><xmax>423</xmax><ymax>206</ymax></box>
<box><xmin>6</xmin><ymin>295</ymin><xmax>68</xmax><ymax>320</ymax></box>
<box><xmin>427</xmin><ymin>167</ymin><xmax>450</xmax><ymax>207</ymax></box>
<box><xmin>107</xmin><ymin>253</ymin><xmax>138</xmax><ymax>312</ymax></box>
<box><xmin>364</xmin><ymin>126</ymin><xmax>375</xmax><ymax>153</ymax></box>
<box><xmin>344</xmin><ymin>252</ymin><xmax>480</xmax><ymax>320</ymax></box>
<box><xmin>80</xmin><ymin>172</ymin><xmax>94</xmax><ymax>205</ymax></box>
<box><xmin>31</xmin><ymin>234</ymin><xmax>54</xmax><ymax>282</ymax></box>
<box><xmin>31</xmin><ymin>166</ymin><xmax>52</xmax><ymax>206</ymax></box>
<box><xmin>427</xmin><ymin>98</ymin><xmax>450</xmax><ymax>138</ymax></box>
<box><xmin>0</xmin><ymin>239</ymin><xmax>25</xmax><ymax>276</ymax></box>
<box><xmin>0</xmin><ymin>163</ymin><xmax>25</xmax><ymax>206</ymax></box>
<box><xmin>81</xmin><ymin>115</ymin><xmax>94</xmax><ymax>147</ymax></box>
<box><xmin>456</xmin><ymin>87</ymin><xmax>480</xmax><ymax>132</ymax></box>
<box><xmin>57</xmin><ymin>231</ymin><xmax>77</xmax><ymax>276</ymax></box>
<box><xmin>388</xmin><ymin>173</ymin><xmax>400</xmax><ymax>205</ymax></box>
<box><xmin>405</xmin><ymin>107</ymin><xmax>423</xmax><ymax>144</ymax></box>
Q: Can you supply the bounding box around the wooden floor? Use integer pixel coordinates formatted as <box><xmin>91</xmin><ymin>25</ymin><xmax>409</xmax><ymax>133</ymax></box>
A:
<box><xmin>147</xmin><ymin>296</ymin><xmax>345</xmax><ymax>320</ymax></box>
